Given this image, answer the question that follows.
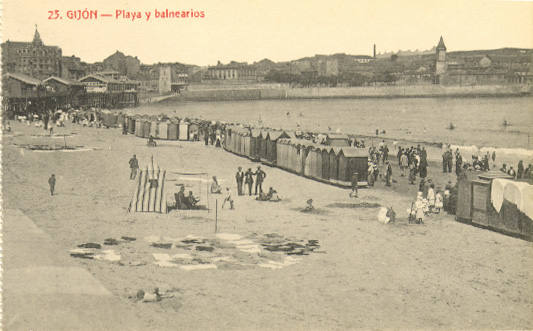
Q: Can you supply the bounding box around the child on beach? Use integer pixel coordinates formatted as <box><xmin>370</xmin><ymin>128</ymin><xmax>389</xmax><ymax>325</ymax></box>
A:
<box><xmin>427</xmin><ymin>183</ymin><xmax>436</xmax><ymax>213</ymax></box>
<box><xmin>222</xmin><ymin>187</ymin><xmax>234</xmax><ymax>210</ymax></box>
<box><xmin>415</xmin><ymin>193</ymin><xmax>425</xmax><ymax>224</ymax></box>
<box><xmin>435</xmin><ymin>190</ymin><xmax>443</xmax><ymax>214</ymax></box>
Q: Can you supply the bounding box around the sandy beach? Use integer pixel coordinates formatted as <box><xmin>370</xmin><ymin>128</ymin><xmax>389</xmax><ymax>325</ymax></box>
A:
<box><xmin>3</xmin><ymin>120</ymin><xmax>533</xmax><ymax>330</ymax></box>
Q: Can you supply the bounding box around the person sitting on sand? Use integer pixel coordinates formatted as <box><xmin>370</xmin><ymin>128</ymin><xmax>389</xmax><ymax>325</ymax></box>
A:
<box><xmin>256</xmin><ymin>187</ymin><xmax>281</xmax><ymax>202</ymax></box>
<box><xmin>302</xmin><ymin>199</ymin><xmax>314</xmax><ymax>212</ymax></box>
<box><xmin>210</xmin><ymin>176</ymin><xmax>222</xmax><ymax>194</ymax></box>
<box><xmin>186</xmin><ymin>191</ymin><xmax>200</xmax><ymax>209</ymax></box>
<box><xmin>175</xmin><ymin>186</ymin><xmax>188</xmax><ymax>210</ymax></box>
<box><xmin>147</xmin><ymin>135</ymin><xmax>157</xmax><ymax>147</ymax></box>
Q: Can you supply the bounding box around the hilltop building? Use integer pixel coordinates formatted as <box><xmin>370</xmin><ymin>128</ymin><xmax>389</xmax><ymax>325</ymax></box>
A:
<box><xmin>1</xmin><ymin>26</ymin><xmax>62</xmax><ymax>79</ymax></box>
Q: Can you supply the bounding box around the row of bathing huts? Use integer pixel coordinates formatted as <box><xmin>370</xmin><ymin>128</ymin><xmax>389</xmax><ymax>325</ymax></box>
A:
<box><xmin>224</xmin><ymin>126</ymin><xmax>369</xmax><ymax>187</ymax></box>
<box><xmin>112</xmin><ymin>112</ymin><xmax>370</xmax><ymax>188</ymax></box>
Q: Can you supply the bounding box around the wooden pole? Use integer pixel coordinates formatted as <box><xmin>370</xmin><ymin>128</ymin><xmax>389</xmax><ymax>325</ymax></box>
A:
<box><xmin>215</xmin><ymin>199</ymin><xmax>218</xmax><ymax>233</ymax></box>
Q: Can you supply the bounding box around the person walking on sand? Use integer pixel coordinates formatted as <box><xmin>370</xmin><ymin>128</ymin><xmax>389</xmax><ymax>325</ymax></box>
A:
<box><xmin>400</xmin><ymin>151</ymin><xmax>408</xmax><ymax>177</ymax></box>
<box><xmin>244</xmin><ymin>168</ymin><xmax>254</xmax><ymax>196</ymax></box>
<box><xmin>385</xmin><ymin>161</ymin><xmax>393</xmax><ymax>187</ymax></box>
<box><xmin>129</xmin><ymin>154</ymin><xmax>139</xmax><ymax>180</ymax></box>
<box><xmin>235</xmin><ymin>167</ymin><xmax>244</xmax><ymax>196</ymax></box>
<box><xmin>254</xmin><ymin>166</ymin><xmax>266</xmax><ymax>195</ymax></box>
<box><xmin>48</xmin><ymin>174</ymin><xmax>56</xmax><ymax>196</ymax></box>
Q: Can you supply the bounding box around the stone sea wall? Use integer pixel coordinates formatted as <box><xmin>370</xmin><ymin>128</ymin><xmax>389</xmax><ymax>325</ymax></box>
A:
<box><xmin>171</xmin><ymin>84</ymin><xmax>532</xmax><ymax>102</ymax></box>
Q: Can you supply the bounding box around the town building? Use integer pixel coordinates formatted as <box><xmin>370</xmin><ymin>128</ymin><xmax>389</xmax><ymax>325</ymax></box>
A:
<box><xmin>1</xmin><ymin>27</ymin><xmax>62</xmax><ymax>79</ymax></box>
<box><xmin>79</xmin><ymin>74</ymin><xmax>139</xmax><ymax>108</ymax></box>
<box><xmin>61</xmin><ymin>55</ymin><xmax>88</xmax><ymax>80</ymax></box>
<box><xmin>43</xmin><ymin>76</ymin><xmax>86</xmax><ymax>108</ymax></box>
<box><xmin>206</xmin><ymin>61</ymin><xmax>258</xmax><ymax>81</ymax></box>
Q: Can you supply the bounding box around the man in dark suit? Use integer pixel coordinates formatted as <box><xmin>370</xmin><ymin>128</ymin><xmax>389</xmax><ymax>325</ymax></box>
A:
<box><xmin>235</xmin><ymin>167</ymin><xmax>244</xmax><ymax>196</ymax></box>
<box><xmin>254</xmin><ymin>166</ymin><xmax>266</xmax><ymax>195</ymax></box>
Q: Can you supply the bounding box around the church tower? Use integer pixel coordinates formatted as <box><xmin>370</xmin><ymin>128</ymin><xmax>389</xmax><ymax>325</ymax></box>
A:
<box><xmin>435</xmin><ymin>36</ymin><xmax>447</xmax><ymax>83</ymax></box>
<box><xmin>32</xmin><ymin>25</ymin><xmax>43</xmax><ymax>46</ymax></box>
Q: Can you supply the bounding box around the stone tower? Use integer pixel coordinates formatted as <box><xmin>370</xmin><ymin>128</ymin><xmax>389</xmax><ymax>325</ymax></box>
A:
<box><xmin>158</xmin><ymin>66</ymin><xmax>171</xmax><ymax>94</ymax></box>
<box><xmin>435</xmin><ymin>36</ymin><xmax>447</xmax><ymax>76</ymax></box>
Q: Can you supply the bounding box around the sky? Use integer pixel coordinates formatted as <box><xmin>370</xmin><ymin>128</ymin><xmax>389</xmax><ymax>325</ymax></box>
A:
<box><xmin>2</xmin><ymin>0</ymin><xmax>533</xmax><ymax>66</ymax></box>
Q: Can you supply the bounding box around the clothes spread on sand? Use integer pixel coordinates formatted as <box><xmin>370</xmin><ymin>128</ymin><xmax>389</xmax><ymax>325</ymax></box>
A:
<box><xmin>491</xmin><ymin>178</ymin><xmax>533</xmax><ymax>219</ymax></box>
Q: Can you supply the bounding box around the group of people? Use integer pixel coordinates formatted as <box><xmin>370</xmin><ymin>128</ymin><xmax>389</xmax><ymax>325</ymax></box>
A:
<box><xmin>174</xmin><ymin>185</ymin><xmax>201</xmax><ymax>210</ymax></box>
<box><xmin>501</xmin><ymin>161</ymin><xmax>533</xmax><ymax>181</ymax></box>
<box><xmin>397</xmin><ymin>145</ymin><xmax>429</xmax><ymax>184</ymax></box>
<box><xmin>409</xmin><ymin>179</ymin><xmax>448</xmax><ymax>224</ymax></box>
<box><xmin>209</xmin><ymin>165</ymin><xmax>274</xmax><ymax>209</ymax></box>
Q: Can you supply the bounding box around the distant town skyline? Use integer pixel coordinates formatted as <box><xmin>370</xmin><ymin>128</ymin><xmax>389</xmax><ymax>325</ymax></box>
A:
<box><xmin>3</xmin><ymin>0</ymin><xmax>533</xmax><ymax>66</ymax></box>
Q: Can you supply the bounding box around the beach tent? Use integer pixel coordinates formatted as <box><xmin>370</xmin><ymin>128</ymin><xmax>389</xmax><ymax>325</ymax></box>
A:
<box><xmin>179</xmin><ymin>122</ymin><xmax>189</xmax><ymax>140</ymax></box>
<box><xmin>167</xmin><ymin>121</ymin><xmax>179</xmax><ymax>140</ymax></box>
<box><xmin>150</xmin><ymin>121</ymin><xmax>158</xmax><ymax>138</ymax></box>
<box><xmin>135</xmin><ymin>119</ymin><xmax>144</xmax><ymax>137</ymax></box>
<box><xmin>142</xmin><ymin>121</ymin><xmax>151</xmax><ymax>138</ymax></box>
<box><xmin>337</xmin><ymin>148</ymin><xmax>368</xmax><ymax>186</ymax></box>
<box><xmin>129</xmin><ymin>166</ymin><xmax>167</xmax><ymax>213</ymax></box>
<box><xmin>158</xmin><ymin>121</ymin><xmax>169</xmax><ymax>140</ymax></box>
<box><xmin>127</xmin><ymin>116</ymin><xmax>136</xmax><ymax>134</ymax></box>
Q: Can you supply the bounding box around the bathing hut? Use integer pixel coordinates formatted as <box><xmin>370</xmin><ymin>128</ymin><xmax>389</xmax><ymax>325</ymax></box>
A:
<box><xmin>321</xmin><ymin>147</ymin><xmax>331</xmax><ymax>181</ymax></box>
<box><xmin>135</xmin><ymin>119</ymin><xmax>144</xmax><ymax>137</ymax></box>
<box><xmin>158</xmin><ymin>121</ymin><xmax>169</xmax><ymax>140</ymax></box>
<box><xmin>150</xmin><ymin>121</ymin><xmax>159</xmax><ymax>138</ymax></box>
<box><xmin>167</xmin><ymin>120</ymin><xmax>179</xmax><ymax>140</ymax></box>
<box><xmin>178</xmin><ymin>121</ymin><xmax>189</xmax><ymax>140</ymax></box>
<box><xmin>337</xmin><ymin>148</ymin><xmax>368</xmax><ymax>187</ymax></box>
<box><xmin>239</xmin><ymin>128</ymin><xmax>251</xmax><ymax>158</ymax></box>
<box><xmin>276</xmin><ymin>138</ymin><xmax>291</xmax><ymax>170</ymax></box>
<box><xmin>328</xmin><ymin>148</ymin><xmax>340</xmax><ymax>184</ymax></box>
<box><xmin>456</xmin><ymin>170</ymin><xmax>532</xmax><ymax>239</ymax></box>
<box><xmin>127</xmin><ymin>116</ymin><xmax>136</xmax><ymax>134</ymax></box>
<box><xmin>250</xmin><ymin>129</ymin><xmax>262</xmax><ymax>161</ymax></box>
<box><xmin>142</xmin><ymin>120</ymin><xmax>151</xmax><ymax>138</ymax></box>
<box><xmin>265</xmin><ymin>130</ymin><xmax>291</xmax><ymax>165</ymax></box>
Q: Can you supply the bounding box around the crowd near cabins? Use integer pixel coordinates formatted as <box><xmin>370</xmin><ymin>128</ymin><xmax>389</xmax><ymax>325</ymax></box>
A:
<box><xmin>2</xmin><ymin>27</ymin><xmax>533</xmax><ymax>119</ymax></box>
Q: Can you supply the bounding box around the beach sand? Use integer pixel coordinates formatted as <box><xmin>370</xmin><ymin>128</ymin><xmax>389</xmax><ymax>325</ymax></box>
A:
<box><xmin>3</xmin><ymin>121</ymin><xmax>532</xmax><ymax>330</ymax></box>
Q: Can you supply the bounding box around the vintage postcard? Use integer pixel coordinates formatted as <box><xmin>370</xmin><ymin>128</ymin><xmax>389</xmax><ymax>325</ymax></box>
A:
<box><xmin>1</xmin><ymin>0</ymin><xmax>532</xmax><ymax>330</ymax></box>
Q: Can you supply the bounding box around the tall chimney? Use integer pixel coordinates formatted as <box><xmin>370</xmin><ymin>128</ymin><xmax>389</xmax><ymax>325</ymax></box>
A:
<box><xmin>373</xmin><ymin>44</ymin><xmax>376</xmax><ymax>58</ymax></box>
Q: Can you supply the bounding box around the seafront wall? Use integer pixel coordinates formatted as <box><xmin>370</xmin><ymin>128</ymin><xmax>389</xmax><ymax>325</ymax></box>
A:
<box><xmin>171</xmin><ymin>84</ymin><xmax>532</xmax><ymax>102</ymax></box>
